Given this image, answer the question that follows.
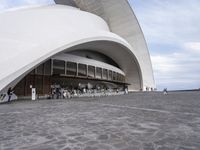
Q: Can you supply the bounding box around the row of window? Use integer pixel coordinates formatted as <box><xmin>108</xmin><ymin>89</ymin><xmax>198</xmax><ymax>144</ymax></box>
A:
<box><xmin>31</xmin><ymin>59</ymin><xmax>125</xmax><ymax>83</ymax></box>
<box><xmin>30</xmin><ymin>60</ymin><xmax>51</xmax><ymax>75</ymax></box>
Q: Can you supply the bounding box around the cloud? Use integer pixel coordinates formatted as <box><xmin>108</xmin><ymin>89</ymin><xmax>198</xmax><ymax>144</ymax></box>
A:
<box><xmin>184</xmin><ymin>42</ymin><xmax>200</xmax><ymax>54</ymax></box>
<box><xmin>0</xmin><ymin>0</ymin><xmax>55</xmax><ymax>11</ymax></box>
<box><xmin>130</xmin><ymin>0</ymin><xmax>200</xmax><ymax>45</ymax></box>
<box><xmin>129</xmin><ymin>0</ymin><xmax>200</xmax><ymax>90</ymax></box>
<box><xmin>0</xmin><ymin>0</ymin><xmax>10</xmax><ymax>10</ymax></box>
<box><xmin>151</xmin><ymin>46</ymin><xmax>200</xmax><ymax>90</ymax></box>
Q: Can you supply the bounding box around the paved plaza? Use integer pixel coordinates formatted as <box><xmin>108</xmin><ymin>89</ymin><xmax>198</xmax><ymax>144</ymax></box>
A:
<box><xmin>0</xmin><ymin>91</ymin><xmax>200</xmax><ymax>150</ymax></box>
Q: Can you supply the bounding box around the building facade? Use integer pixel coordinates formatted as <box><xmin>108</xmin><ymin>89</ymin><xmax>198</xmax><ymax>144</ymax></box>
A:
<box><xmin>0</xmin><ymin>0</ymin><xmax>155</xmax><ymax>98</ymax></box>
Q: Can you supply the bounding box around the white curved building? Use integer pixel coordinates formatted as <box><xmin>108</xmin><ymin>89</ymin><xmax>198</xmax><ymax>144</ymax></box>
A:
<box><xmin>0</xmin><ymin>0</ymin><xmax>155</xmax><ymax>98</ymax></box>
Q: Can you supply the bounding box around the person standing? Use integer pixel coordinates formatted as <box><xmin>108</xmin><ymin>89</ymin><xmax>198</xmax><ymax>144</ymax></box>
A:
<box><xmin>163</xmin><ymin>88</ymin><xmax>168</xmax><ymax>95</ymax></box>
<box><xmin>124</xmin><ymin>87</ymin><xmax>128</xmax><ymax>95</ymax></box>
<box><xmin>56</xmin><ymin>88</ymin><xmax>60</xmax><ymax>99</ymax></box>
<box><xmin>63</xmin><ymin>90</ymin><xmax>67</xmax><ymax>99</ymax></box>
<box><xmin>7</xmin><ymin>87</ymin><xmax>13</xmax><ymax>102</ymax></box>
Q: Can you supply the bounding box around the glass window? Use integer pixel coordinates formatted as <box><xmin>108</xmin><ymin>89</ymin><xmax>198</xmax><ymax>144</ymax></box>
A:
<box><xmin>118</xmin><ymin>74</ymin><xmax>125</xmax><ymax>82</ymax></box>
<box><xmin>96</xmin><ymin>67</ymin><xmax>102</xmax><ymax>79</ymax></box>
<box><xmin>117</xmin><ymin>73</ymin><xmax>120</xmax><ymax>81</ymax></box>
<box><xmin>122</xmin><ymin>75</ymin><xmax>125</xmax><ymax>82</ymax></box>
<box><xmin>53</xmin><ymin>59</ymin><xmax>65</xmax><ymax>75</ymax></box>
<box><xmin>102</xmin><ymin>69</ymin><xmax>108</xmax><ymax>80</ymax></box>
<box><xmin>30</xmin><ymin>69</ymin><xmax>35</xmax><ymax>75</ymax></box>
<box><xmin>88</xmin><ymin>65</ymin><xmax>95</xmax><ymax>78</ymax></box>
<box><xmin>118</xmin><ymin>74</ymin><xmax>123</xmax><ymax>82</ymax></box>
<box><xmin>35</xmin><ymin>76</ymin><xmax>43</xmax><ymax>95</ymax></box>
<box><xmin>36</xmin><ymin>64</ymin><xmax>44</xmax><ymax>75</ymax></box>
<box><xmin>119</xmin><ymin>73</ymin><xmax>124</xmax><ymax>82</ymax></box>
<box><xmin>108</xmin><ymin>70</ymin><xmax>112</xmax><ymax>80</ymax></box>
<box><xmin>44</xmin><ymin>60</ymin><xmax>51</xmax><ymax>75</ymax></box>
<box><xmin>67</xmin><ymin>62</ymin><xmax>77</xmax><ymax>76</ymax></box>
<box><xmin>113</xmin><ymin>72</ymin><xmax>117</xmax><ymax>81</ymax></box>
<box><xmin>78</xmin><ymin>64</ymin><xmax>87</xmax><ymax>77</ymax></box>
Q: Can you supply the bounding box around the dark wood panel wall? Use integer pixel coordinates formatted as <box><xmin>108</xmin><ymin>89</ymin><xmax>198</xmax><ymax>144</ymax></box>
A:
<box><xmin>14</xmin><ymin>74</ymin><xmax>51</xmax><ymax>96</ymax></box>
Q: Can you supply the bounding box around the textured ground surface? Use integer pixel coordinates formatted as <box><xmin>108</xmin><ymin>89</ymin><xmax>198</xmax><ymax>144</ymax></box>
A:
<box><xmin>0</xmin><ymin>91</ymin><xmax>200</xmax><ymax>150</ymax></box>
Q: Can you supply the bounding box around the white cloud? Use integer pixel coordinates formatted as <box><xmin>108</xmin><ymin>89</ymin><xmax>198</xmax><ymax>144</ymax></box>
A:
<box><xmin>129</xmin><ymin>0</ymin><xmax>200</xmax><ymax>90</ymax></box>
<box><xmin>0</xmin><ymin>0</ymin><xmax>10</xmax><ymax>10</ymax></box>
<box><xmin>184</xmin><ymin>42</ymin><xmax>200</xmax><ymax>54</ymax></box>
<box><xmin>0</xmin><ymin>0</ymin><xmax>54</xmax><ymax>11</ymax></box>
<box><xmin>21</xmin><ymin>0</ymin><xmax>54</xmax><ymax>5</ymax></box>
<box><xmin>151</xmin><ymin>48</ymin><xmax>200</xmax><ymax>90</ymax></box>
<box><xmin>130</xmin><ymin>0</ymin><xmax>200</xmax><ymax>45</ymax></box>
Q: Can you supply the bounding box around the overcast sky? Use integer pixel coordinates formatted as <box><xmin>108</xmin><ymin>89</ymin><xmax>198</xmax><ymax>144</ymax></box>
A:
<box><xmin>129</xmin><ymin>0</ymin><xmax>200</xmax><ymax>90</ymax></box>
<box><xmin>0</xmin><ymin>0</ymin><xmax>54</xmax><ymax>10</ymax></box>
<box><xmin>0</xmin><ymin>0</ymin><xmax>200</xmax><ymax>90</ymax></box>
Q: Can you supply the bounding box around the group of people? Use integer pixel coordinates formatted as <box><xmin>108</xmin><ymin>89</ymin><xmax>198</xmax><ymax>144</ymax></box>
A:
<box><xmin>52</xmin><ymin>88</ymin><xmax>72</xmax><ymax>99</ymax></box>
<box><xmin>5</xmin><ymin>86</ymin><xmax>169</xmax><ymax>102</ymax></box>
<box><xmin>51</xmin><ymin>87</ymin><xmax>128</xmax><ymax>99</ymax></box>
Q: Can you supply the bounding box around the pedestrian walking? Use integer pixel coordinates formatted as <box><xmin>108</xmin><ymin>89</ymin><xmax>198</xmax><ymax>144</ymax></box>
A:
<box><xmin>163</xmin><ymin>88</ymin><xmax>168</xmax><ymax>95</ymax></box>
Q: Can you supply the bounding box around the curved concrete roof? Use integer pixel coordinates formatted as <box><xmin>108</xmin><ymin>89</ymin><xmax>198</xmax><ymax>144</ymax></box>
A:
<box><xmin>55</xmin><ymin>0</ymin><xmax>155</xmax><ymax>89</ymax></box>
<box><xmin>0</xmin><ymin>5</ymin><xmax>142</xmax><ymax>92</ymax></box>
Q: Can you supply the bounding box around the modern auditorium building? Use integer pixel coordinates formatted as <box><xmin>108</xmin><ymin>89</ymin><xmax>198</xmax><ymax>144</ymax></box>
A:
<box><xmin>0</xmin><ymin>0</ymin><xmax>155</xmax><ymax>98</ymax></box>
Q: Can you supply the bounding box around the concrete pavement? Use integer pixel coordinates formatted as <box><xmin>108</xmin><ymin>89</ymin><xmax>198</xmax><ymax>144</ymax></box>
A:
<box><xmin>0</xmin><ymin>91</ymin><xmax>200</xmax><ymax>150</ymax></box>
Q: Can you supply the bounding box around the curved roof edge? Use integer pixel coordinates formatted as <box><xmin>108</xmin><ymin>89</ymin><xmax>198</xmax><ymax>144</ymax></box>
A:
<box><xmin>0</xmin><ymin>4</ymin><xmax>152</xmax><ymax>93</ymax></box>
<box><xmin>126</xmin><ymin>0</ymin><xmax>155</xmax><ymax>87</ymax></box>
<box><xmin>54</xmin><ymin>0</ymin><xmax>156</xmax><ymax>89</ymax></box>
<box><xmin>0</xmin><ymin>4</ymin><xmax>142</xmax><ymax>92</ymax></box>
